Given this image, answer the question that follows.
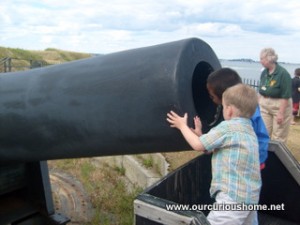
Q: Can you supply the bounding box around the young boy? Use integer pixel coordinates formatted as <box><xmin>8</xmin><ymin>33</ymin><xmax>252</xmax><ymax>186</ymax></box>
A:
<box><xmin>167</xmin><ymin>84</ymin><xmax>261</xmax><ymax>225</ymax></box>
<box><xmin>207</xmin><ymin>68</ymin><xmax>269</xmax><ymax>169</ymax></box>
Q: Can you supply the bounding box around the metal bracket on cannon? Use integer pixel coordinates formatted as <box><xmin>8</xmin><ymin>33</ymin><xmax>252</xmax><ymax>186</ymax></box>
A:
<box><xmin>0</xmin><ymin>162</ymin><xmax>70</xmax><ymax>224</ymax></box>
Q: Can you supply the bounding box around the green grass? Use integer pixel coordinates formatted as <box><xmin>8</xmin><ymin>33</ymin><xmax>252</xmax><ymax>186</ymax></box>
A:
<box><xmin>11</xmin><ymin>48</ymin><xmax>41</xmax><ymax>60</ymax></box>
<box><xmin>0</xmin><ymin>46</ymin><xmax>91</xmax><ymax>72</ymax></box>
<box><xmin>142</xmin><ymin>157</ymin><xmax>153</xmax><ymax>168</ymax></box>
<box><xmin>114</xmin><ymin>165</ymin><xmax>126</xmax><ymax>175</ymax></box>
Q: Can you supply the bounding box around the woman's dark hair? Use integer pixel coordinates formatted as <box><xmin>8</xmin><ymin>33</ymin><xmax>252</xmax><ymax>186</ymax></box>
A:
<box><xmin>207</xmin><ymin>68</ymin><xmax>242</xmax><ymax>99</ymax></box>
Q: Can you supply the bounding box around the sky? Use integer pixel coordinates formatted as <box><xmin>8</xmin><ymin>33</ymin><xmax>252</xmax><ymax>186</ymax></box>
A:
<box><xmin>1</xmin><ymin>0</ymin><xmax>300</xmax><ymax>63</ymax></box>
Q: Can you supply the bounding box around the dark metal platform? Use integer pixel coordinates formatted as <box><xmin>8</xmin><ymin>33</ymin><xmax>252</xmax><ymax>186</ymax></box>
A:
<box><xmin>134</xmin><ymin>141</ymin><xmax>300</xmax><ymax>225</ymax></box>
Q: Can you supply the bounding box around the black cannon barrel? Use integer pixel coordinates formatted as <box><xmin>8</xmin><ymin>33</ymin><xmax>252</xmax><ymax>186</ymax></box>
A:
<box><xmin>0</xmin><ymin>38</ymin><xmax>221</xmax><ymax>162</ymax></box>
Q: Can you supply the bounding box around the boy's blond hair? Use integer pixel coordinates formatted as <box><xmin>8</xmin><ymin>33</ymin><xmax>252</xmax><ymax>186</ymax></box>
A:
<box><xmin>223</xmin><ymin>84</ymin><xmax>258</xmax><ymax>118</ymax></box>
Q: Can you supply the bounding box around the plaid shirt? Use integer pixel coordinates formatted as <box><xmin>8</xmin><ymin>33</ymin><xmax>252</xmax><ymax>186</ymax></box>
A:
<box><xmin>200</xmin><ymin>117</ymin><xmax>261</xmax><ymax>204</ymax></box>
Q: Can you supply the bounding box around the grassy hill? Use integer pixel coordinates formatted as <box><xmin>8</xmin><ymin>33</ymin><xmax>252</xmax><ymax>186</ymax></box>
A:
<box><xmin>0</xmin><ymin>46</ymin><xmax>92</xmax><ymax>72</ymax></box>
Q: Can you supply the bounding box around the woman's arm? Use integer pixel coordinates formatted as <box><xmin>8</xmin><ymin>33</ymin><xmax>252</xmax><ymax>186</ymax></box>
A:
<box><xmin>277</xmin><ymin>98</ymin><xmax>289</xmax><ymax>124</ymax></box>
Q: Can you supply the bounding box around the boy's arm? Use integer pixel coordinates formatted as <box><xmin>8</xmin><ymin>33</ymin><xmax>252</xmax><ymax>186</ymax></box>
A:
<box><xmin>251</xmin><ymin>106</ymin><xmax>269</xmax><ymax>164</ymax></box>
<box><xmin>166</xmin><ymin>111</ymin><xmax>205</xmax><ymax>152</ymax></box>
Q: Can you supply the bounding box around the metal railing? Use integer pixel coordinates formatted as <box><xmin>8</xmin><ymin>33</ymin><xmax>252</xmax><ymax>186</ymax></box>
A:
<box><xmin>0</xmin><ymin>57</ymin><xmax>49</xmax><ymax>73</ymax></box>
<box><xmin>0</xmin><ymin>57</ymin><xmax>12</xmax><ymax>72</ymax></box>
<box><xmin>243</xmin><ymin>78</ymin><xmax>260</xmax><ymax>92</ymax></box>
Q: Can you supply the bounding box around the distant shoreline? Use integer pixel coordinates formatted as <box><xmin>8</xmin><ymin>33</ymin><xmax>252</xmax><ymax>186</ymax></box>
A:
<box><xmin>220</xmin><ymin>58</ymin><xmax>300</xmax><ymax>65</ymax></box>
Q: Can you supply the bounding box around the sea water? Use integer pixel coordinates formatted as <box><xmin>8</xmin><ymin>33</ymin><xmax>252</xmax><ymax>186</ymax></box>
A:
<box><xmin>220</xmin><ymin>59</ymin><xmax>300</xmax><ymax>81</ymax></box>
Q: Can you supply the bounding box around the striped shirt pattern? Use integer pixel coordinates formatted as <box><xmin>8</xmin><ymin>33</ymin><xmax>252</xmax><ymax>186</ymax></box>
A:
<box><xmin>199</xmin><ymin>117</ymin><xmax>261</xmax><ymax>204</ymax></box>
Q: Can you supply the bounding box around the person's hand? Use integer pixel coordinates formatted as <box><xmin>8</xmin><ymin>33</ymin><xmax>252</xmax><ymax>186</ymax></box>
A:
<box><xmin>166</xmin><ymin>111</ymin><xmax>187</xmax><ymax>130</ymax></box>
<box><xmin>191</xmin><ymin>116</ymin><xmax>202</xmax><ymax>136</ymax></box>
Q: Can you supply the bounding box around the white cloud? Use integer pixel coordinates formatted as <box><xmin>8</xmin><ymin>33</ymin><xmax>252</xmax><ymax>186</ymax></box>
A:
<box><xmin>1</xmin><ymin>0</ymin><xmax>300</xmax><ymax>63</ymax></box>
